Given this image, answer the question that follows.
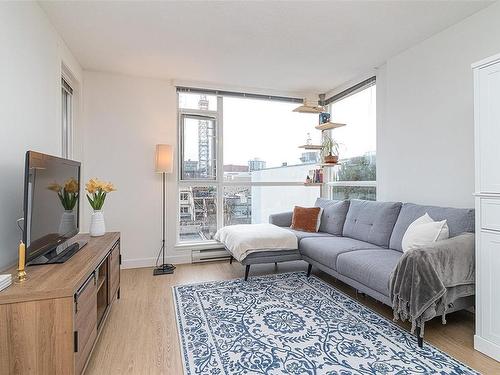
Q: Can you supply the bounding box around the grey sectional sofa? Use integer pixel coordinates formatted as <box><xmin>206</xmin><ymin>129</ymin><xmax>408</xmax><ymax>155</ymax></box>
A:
<box><xmin>268</xmin><ymin>198</ymin><xmax>475</xmax><ymax>345</ymax></box>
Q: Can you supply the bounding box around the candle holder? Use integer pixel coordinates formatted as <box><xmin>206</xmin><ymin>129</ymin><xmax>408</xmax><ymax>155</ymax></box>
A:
<box><xmin>16</xmin><ymin>268</ymin><xmax>27</xmax><ymax>283</ymax></box>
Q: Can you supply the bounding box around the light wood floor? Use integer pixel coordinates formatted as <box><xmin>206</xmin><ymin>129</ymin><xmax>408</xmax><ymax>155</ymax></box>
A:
<box><xmin>85</xmin><ymin>260</ymin><xmax>500</xmax><ymax>374</ymax></box>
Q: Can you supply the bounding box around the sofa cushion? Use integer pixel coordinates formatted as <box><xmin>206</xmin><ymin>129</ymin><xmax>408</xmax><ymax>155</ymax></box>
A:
<box><xmin>314</xmin><ymin>198</ymin><xmax>350</xmax><ymax>235</ymax></box>
<box><xmin>389</xmin><ymin>203</ymin><xmax>475</xmax><ymax>252</ymax></box>
<box><xmin>315</xmin><ymin>197</ymin><xmax>338</xmax><ymax>208</ymax></box>
<box><xmin>287</xmin><ymin>229</ymin><xmax>334</xmax><ymax>242</ymax></box>
<box><xmin>342</xmin><ymin>200</ymin><xmax>402</xmax><ymax>247</ymax></box>
<box><xmin>299</xmin><ymin>236</ymin><xmax>381</xmax><ymax>270</ymax></box>
<box><xmin>336</xmin><ymin>249</ymin><xmax>402</xmax><ymax>296</ymax></box>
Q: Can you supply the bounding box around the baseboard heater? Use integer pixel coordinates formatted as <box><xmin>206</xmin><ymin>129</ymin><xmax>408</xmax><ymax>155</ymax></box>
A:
<box><xmin>192</xmin><ymin>248</ymin><xmax>231</xmax><ymax>263</ymax></box>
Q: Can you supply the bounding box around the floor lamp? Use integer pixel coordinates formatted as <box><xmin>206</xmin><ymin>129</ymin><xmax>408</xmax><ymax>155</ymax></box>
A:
<box><xmin>153</xmin><ymin>144</ymin><xmax>175</xmax><ymax>276</ymax></box>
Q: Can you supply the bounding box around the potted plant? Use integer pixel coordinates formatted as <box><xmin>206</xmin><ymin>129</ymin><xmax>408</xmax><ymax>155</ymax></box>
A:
<box><xmin>321</xmin><ymin>133</ymin><xmax>339</xmax><ymax>164</ymax></box>
<box><xmin>85</xmin><ymin>178</ymin><xmax>116</xmax><ymax>237</ymax></box>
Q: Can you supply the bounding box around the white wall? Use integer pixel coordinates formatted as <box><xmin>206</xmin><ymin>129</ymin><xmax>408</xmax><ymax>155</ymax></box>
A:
<box><xmin>0</xmin><ymin>2</ymin><xmax>82</xmax><ymax>269</ymax></box>
<box><xmin>82</xmin><ymin>72</ymin><xmax>186</xmax><ymax>268</ymax></box>
<box><xmin>251</xmin><ymin>164</ymin><xmax>320</xmax><ymax>223</ymax></box>
<box><xmin>376</xmin><ymin>1</ymin><xmax>500</xmax><ymax>208</ymax></box>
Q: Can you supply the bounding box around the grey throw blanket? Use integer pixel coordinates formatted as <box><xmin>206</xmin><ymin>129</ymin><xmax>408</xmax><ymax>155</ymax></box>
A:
<box><xmin>389</xmin><ymin>233</ymin><xmax>475</xmax><ymax>336</ymax></box>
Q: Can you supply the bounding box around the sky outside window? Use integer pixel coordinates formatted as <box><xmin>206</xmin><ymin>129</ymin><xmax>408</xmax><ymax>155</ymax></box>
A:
<box><xmin>329</xmin><ymin>85</ymin><xmax>376</xmax><ymax>159</ymax></box>
<box><xmin>223</xmin><ymin>97</ymin><xmax>320</xmax><ymax>168</ymax></box>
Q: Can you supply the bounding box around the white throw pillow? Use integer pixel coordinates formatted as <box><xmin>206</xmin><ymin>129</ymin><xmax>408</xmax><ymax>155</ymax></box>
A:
<box><xmin>316</xmin><ymin>207</ymin><xmax>324</xmax><ymax>232</ymax></box>
<box><xmin>401</xmin><ymin>213</ymin><xmax>449</xmax><ymax>252</ymax></box>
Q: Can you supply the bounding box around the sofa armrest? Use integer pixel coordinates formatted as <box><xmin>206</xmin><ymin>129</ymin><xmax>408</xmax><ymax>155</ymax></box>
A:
<box><xmin>390</xmin><ymin>233</ymin><xmax>475</xmax><ymax>335</ymax></box>
<box><xmin>414</xmin><ymin>232</ymin><xmax>475</xmax><ymax>287</ymax></box>
<box><xmin>269</xmin><ymin>211</ymin><xmax>293</xmax><ymax>227</ymax></box>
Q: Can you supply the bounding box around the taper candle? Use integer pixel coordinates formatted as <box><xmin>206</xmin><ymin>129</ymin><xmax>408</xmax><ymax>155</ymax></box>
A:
<box><xmin>18</xmin><ymin>241</ymin><xmax>25</xmax><ymax>271</ymax></box>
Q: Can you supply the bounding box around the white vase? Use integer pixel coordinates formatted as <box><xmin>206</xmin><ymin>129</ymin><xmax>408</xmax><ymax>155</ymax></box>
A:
<box><xmin>90</xmin><ymin>210</ymin><xmax>106</xmax><ymax>237</ymax></box>
<box><xmin>58</xmin><ymin>210</ymin><xmax>77</xmax><ymax>236</ymax></box>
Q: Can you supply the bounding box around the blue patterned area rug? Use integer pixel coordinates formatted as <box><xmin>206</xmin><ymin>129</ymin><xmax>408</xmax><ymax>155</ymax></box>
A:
<box><xmin>173</xmin><ymin>272</ymin><xmax>478</xmax><ymax>375</ymax></box>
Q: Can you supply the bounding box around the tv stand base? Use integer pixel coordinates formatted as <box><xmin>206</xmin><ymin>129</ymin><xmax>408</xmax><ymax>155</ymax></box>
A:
<box><xmin>29</xmin><ymin>239</ymin><xmax>88</xmax><ymax>265</ymax></box>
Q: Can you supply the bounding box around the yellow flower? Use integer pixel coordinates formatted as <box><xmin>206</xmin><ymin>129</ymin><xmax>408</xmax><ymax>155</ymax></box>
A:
<box><xmin>47</xmin><ymin>182</ymin><xmax>62</xmax><ymax>192</ymax></box>
<box><xmin>85</xmin><ymin>178</ymin><xmax>99</xmax><ymax>194</ymax></box>
<box><xmin>85</xmin><ymin>178</ymin><xmax>116</xmax><ymax>194</ymax></box>
<box><xmin>102</xmin><ymin>182</ymin><xmax>116</xmax><ymax>193</ymax></box>
<box><xmin>97</xmin><ymin>180</ymin><xmax>107</xmax><ymax>190</ymax></box>
<box><xmin>64</xmin><ymin>178</ymin><xmax>79</xmax><ymax>193</ymax></box>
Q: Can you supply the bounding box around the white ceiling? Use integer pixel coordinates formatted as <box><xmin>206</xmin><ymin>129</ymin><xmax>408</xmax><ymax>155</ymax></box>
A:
<box><xmin>40</xmin><ymin>1</ymin><xmax>492</xmax><ymax>95</ymax></box>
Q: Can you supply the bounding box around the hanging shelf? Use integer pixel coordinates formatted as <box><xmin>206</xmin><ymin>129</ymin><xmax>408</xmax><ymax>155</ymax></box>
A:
<box><xmin>315</xmin><ymin>122</ymin><xmax>346</xmax><ymax>131</ymax></box>
<box><xmin>298</xmin><ymin>144</ymin><xmax>323</xmax><ymax>150</ymax></box>
<box><xmin>292</xmin><ymin>101</ymin><xmax>325</xmax><ymax>113</ymax></box>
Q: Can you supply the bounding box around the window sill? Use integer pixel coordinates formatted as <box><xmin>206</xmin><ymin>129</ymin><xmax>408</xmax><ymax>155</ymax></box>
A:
<box><xmin>174</xmin><ymin>240</ymin><xmax>224</xmax><ymax>251</ymax></box>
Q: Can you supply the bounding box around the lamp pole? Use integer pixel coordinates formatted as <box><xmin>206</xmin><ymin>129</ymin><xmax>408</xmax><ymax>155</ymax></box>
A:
<box><xmin>161</xmin><ymin>171</ymin><xmax>166</xmax><ymax>268</ymax></box>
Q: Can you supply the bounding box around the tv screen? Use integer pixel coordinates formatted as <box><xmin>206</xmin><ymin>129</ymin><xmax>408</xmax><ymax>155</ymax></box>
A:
<box><xmin>23</xmin><ymin>151</ymin><xmax>81</xmax><ymax>264</ymax></box>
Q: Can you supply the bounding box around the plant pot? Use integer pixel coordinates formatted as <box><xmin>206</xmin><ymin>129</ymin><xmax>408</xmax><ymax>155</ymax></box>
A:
<box><xmin>324</xmin><ymin>154</ymin><xmax>339</xmax><ymax>164</ymax></box>
<box><xmin>90</xmin><ymin>210</ymin><xmax>106</xmax><ymax>237</ymax></box>
<box><xmin>58</xmin><ymin>210</ymin><xmax>77</xmax><ymax>236</ymax></box>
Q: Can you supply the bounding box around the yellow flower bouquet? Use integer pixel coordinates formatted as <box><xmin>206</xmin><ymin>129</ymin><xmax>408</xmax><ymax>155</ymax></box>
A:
<box><xmin>47</xmin><ymin>178</ymin><xmax>79</xmax><ymax>211</ymax></box>
<box><xmin>85</xmin><ymin>178</ymin><xmax>116</xmax><ymax>211</ymax></box>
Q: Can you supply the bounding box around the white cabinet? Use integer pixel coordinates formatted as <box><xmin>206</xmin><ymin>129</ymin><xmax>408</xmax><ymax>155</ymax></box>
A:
<box><xmin>473</xmin><ymin>53</ymin><xmax>500</xmax><ymax>361</ymax></box>
<box><xmin>474</xmin><ymin>56</ymin><xmax>500</xmax><ymax>194</ymax></box>
<box><xmin>480</xmin><ymin>198</ymin><xmax>500</xmax><ymax>232</ymax></box>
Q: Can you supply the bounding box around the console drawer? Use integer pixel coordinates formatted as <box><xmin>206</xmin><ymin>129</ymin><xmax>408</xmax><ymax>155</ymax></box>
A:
<box><xmin>481</xmin><ymin>198</ymin><xmax>500</xmax><ymax>232</ymax></box>
<box><xmin>74</xmin><ymin>272</ymin><xmax>97</xmax><ymax>374</ymax></box>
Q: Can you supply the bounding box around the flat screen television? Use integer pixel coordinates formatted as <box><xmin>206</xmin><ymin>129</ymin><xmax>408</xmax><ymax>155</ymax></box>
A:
<box><xmin>23</xmin><ymin>151</ymin><xmax>86</xmax><ymax>265</ymax></box>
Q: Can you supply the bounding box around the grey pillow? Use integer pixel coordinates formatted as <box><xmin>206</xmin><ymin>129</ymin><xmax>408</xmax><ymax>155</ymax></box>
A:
<box><xmin>316</xmin><ymin>200</ymin><xmax>350</xmax><ymax>235</ymax></box>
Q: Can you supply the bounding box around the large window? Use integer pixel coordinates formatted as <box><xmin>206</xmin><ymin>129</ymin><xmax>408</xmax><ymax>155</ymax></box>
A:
<box><xmin>178</xmin><ymin>93</ymin><xmax>220</xmax><ymax>242</ymax></box>
<box><xmin>177</xmin><ymin>92</ymin><xmax>320</xmax><ymax>243</ymax></box>
<box><xmin>326</xmin><ymin>81</ymin><xmax>376</xmax><ymax>200</ymax></box>
<box><xmin>177</xmin><ymin>82</ymin><xmax>376</xmax><ymax>244</ymax></box>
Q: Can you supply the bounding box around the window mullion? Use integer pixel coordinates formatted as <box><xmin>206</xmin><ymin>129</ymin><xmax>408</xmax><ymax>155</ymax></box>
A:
<box><xmin>216</xmin><ymin>95</ymin><xmax>224</xmax><ymax>231</ymax></box>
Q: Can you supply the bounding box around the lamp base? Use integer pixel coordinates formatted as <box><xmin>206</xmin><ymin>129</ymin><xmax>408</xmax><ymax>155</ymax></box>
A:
<box><xmin>153</xmin><ymin>263</ymin><xmax>176</xmax><ymax>276</ymax></box>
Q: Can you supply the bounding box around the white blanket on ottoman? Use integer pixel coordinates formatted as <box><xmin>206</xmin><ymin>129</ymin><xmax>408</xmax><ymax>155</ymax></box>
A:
<box><xmin>214</xmin><ymin>223</ymin><xmax>298</xmax><ymax>262</ymax></box>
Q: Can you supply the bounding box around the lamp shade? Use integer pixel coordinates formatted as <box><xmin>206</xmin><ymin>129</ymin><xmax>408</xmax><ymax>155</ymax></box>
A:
<box><xmin>155</xmin><ymin>144</ymin><xmax>173</xmax><ymax>173</ymax></box>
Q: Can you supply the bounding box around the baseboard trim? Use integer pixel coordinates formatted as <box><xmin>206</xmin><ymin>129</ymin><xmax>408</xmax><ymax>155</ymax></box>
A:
<box><xmin>474</xmin><ymin>335</ymin><xmax>500</xmax><ymax>361</ymax></box>
<box><xmin>122</xmin><ymin>253</ymin><xmax>192</xmax><ymax>269</ymax></box>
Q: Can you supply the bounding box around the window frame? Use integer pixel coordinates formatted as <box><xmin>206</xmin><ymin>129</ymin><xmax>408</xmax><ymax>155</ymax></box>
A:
<box><xmin>177</xmin><ymin>95</ymin><xmax>224</xmax><ymax>244</ymax></box>
<box><xmin>175</xmin><ymin>92</ymin><xmax>325</xmax><ymax>246</ymax></box>
<box><xmin>179</xmin><ymin>113</ymin><xmax>218</xmax><ymax>181</ymax></box>
<box><xmin>61</xmin><ymin>77</ymin><xmax>73</xmax><ymax>159</ymax></box>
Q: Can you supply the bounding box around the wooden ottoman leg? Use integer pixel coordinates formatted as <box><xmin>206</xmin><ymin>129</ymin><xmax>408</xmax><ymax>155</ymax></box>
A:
<box><xmin>229</xmin><ymin>256</ymin><xmax>233</xmax><ymax>264</ymax></box>
<box><xmin>244</xmin><ymin>265</ymin><xmax>250</xmax><ymax>281</ymax></box>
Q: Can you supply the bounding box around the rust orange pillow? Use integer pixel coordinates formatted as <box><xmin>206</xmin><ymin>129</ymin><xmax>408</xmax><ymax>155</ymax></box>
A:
<box><xmin>291</xmin><ymin>206</ymin><xmax>322</xmax><ymax>232</ymax></box>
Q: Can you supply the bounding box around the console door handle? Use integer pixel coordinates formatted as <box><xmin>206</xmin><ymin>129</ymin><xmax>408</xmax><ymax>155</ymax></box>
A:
<box><xmin>74</xmin><ymin>271</ymin><xmax>96</xmax><ymax>312</ymax></box>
